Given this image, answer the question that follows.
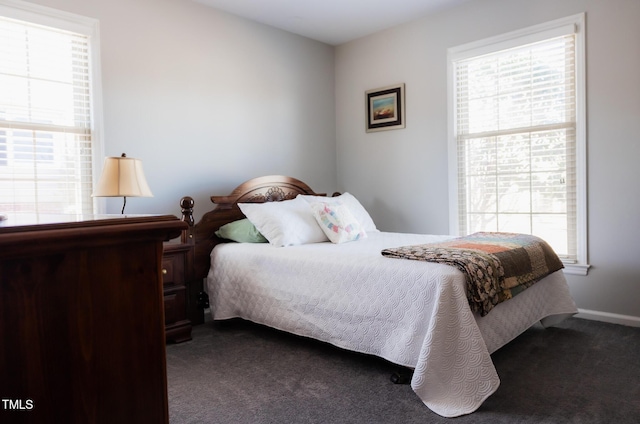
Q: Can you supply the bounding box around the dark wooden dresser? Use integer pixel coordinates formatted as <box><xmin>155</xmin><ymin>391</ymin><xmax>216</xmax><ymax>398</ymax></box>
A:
<box><xmin>0</xmin><ymin>214</ymin><xmax>186</xmax><ymax>424</ymax></box>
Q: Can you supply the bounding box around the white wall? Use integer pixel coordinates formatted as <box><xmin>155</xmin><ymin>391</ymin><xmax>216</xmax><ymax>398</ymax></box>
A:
<box><xmin>335</xmin><ymin>0</ymin><xmax>640</xmax><ymax>321</ymax></box>
<box><xmin>28</xmin><ymin>0</ymin><xmax>337</xmax><ymax>222</ymax></box>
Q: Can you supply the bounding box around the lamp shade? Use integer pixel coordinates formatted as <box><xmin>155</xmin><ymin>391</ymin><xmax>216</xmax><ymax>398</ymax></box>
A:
<box><xmin>93</xmin><ymin>154</ymin><xmax>153</xmax><ymax>198</ymax></box>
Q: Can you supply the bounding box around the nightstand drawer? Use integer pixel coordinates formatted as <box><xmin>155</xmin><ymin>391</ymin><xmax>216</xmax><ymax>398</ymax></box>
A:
<box><xmin>161</xmin><ymin>254</ymin><xmax>183</xmax><ymax>285</ymax></box>
<box><xmin>164</xmin><ymin>290</ymin><xmax>186</xmax><ymax>325</ymax></box>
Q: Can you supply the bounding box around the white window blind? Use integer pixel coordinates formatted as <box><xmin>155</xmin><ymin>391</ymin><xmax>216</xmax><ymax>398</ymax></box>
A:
<box><xmin>0</xmin><ymin>6</ymin><xmax>97</xmax><ymax>215</ymax></box>
<box><xmin>449</xmin><ymin>15</ymin><xmax>587</xmax><ymax>269</ymax></box>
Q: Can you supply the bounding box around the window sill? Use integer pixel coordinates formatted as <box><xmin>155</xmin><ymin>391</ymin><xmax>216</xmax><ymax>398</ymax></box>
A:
<box><xmin>562</xmin><ymin>263</ymin><xmax>591</xmax><ymax>276</ymax></box>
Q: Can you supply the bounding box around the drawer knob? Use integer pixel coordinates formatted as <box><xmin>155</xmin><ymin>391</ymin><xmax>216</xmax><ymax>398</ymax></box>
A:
<box><xmin>162</xmin><ymin>269</ymin><xmax>167</xmax><ymax>275</ymax></box>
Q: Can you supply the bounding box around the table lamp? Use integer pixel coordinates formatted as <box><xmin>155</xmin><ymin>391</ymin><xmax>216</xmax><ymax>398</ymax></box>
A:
<box><xmin>93</xmin><ymin>153</ymin><xmax>153</xmax><ymax>214</ymax></box>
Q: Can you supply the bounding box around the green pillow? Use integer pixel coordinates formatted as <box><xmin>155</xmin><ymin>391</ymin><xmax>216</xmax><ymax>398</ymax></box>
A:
<box><xmin>215</xmin><ymin>218</ymin><xmax>268</xmax><ymax>243</ymax></box>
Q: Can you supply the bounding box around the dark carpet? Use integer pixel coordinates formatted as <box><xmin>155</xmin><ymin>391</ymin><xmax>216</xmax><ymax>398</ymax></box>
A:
<box><xmin>166</xmin><ymin>315</ymin><xmax>640</xmax><ymax>423</ymax></box>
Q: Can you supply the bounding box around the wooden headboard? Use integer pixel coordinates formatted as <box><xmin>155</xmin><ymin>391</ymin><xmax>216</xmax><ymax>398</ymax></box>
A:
<box><xmin>179</xmin><ymin>175</ymin><xmax>329</xmax><ymax>281</ymax></box>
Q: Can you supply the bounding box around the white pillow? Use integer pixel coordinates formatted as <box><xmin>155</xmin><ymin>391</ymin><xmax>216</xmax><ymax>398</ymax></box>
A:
<box><xmin>238</xmin><ymin>197</ymin><xmax>328</xmax><ymax>247</ymax></box>
<box><xmin>310</xmin><ymin>202</ymin><xmax>366</xmax><ymax>244</ymax></box>
<box><xmin>298</xmin><ymin>192</ymin><xmax>378</xmax><ymax>232</ymax></box>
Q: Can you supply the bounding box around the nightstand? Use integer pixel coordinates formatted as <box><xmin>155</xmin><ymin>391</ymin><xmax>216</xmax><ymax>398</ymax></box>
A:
<box><xmin>162</xmin><ymin>239</ymin><xmax>192</xmax><ymax>343</ymax></box>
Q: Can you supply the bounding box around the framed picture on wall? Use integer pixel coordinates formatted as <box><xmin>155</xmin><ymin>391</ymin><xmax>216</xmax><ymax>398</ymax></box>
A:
<box><xmin>365</xmin><ymin>83</ymin><xmax>405</xmax><ymax>133</ymax></box>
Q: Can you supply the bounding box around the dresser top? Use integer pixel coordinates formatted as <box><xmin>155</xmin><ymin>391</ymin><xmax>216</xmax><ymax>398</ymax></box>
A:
<box><xmin>1</xmin><ymin>213</ymin><xmax>172</xmax><ymax>231</ymax></box>
<box><xmin>0</xmin><ymin>213</ymin><xmax>187</xmax><ymax>258</ymax></box>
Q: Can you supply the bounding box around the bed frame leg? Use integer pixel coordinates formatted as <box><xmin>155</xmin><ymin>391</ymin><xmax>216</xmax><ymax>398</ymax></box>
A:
<box><xmin>390</xmin><ymin>369</ymin><xmax>413</xmax><ymax>385</ymax></box>
<box><xmin>197</xmin><ymin>291</ymin><xmax>210</xmax><ymax>309</ymax></box>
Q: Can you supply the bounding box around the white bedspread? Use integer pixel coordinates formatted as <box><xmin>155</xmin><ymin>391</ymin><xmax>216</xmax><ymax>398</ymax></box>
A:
<box><xmin>206</xmin><ymin>232</ymin><xmax>577</xmax><ymax>417</ymax></box>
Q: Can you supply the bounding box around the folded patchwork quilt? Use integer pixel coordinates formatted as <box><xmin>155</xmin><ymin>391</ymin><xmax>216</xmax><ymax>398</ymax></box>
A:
<box><xmin>381</xmin><ymin>232</ymin><xmax>564</xmax><ymax>316</ymax></box>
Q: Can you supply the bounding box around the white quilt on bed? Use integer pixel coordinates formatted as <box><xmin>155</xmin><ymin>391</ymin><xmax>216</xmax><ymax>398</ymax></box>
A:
<box><xmin>206</xmin><ymin>232</ymin><xmax>577</xmax><ymax>417</ymax></box>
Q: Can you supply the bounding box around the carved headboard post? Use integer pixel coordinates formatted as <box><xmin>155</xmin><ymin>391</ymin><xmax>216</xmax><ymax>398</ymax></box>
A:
<box><xmin>179</xmin><ymin>196</ymin><xmax>195</xmax><ymax>246</ymax></box>
<box><xmin>178</xmin><ymin>196</ymin><xmax>204</xmax><ymax>324</ymax></box>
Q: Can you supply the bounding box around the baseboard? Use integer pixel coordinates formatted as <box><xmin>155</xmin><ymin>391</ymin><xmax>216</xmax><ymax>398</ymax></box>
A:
<box><xmin>576</xmin><ymin>309</ymin><xmax>640</xmax><ymax>327</ymax></box>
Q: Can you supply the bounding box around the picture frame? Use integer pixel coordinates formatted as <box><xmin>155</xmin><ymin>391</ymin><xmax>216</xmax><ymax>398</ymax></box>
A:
<box><xmin>365</xmin><ymin>83</ymin><xmax>405</xmax><ymax>133</ymax></box>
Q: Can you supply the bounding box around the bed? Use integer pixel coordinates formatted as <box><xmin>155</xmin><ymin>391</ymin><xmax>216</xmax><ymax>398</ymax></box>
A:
<box><xmin>181</xmin><ymin>175</ymin><xmax>578</xmax><ymax>418</ymax></box>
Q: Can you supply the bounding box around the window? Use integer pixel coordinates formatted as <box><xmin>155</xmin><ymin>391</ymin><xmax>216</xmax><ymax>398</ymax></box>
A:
<box><xmin>448</xmin><ymin>14</ymin><xmax>588</xmax><ymax>275</ymax></box>
<box><xmin>0</xmin><ymin>0</ymin><xmax>103</xmax><ymax>215</ymax></box>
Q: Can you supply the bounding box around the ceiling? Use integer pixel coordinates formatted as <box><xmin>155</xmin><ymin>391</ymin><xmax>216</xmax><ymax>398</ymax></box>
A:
<box><xmin>193</xmin><ymin>0</ymin><xmax>472</xmax><ymax>46</ymax></box>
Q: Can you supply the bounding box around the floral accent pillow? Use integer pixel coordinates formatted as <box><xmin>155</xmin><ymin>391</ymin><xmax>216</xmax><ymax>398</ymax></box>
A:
<box><xmin>310</xmin><ymin>201</ymin><xmax>366</xmax><ymax>244</ymax></box>
<box><xmin>298</xmin><ymin>192</ymin><xmax>378</xmax><ymax>233</ymax></box>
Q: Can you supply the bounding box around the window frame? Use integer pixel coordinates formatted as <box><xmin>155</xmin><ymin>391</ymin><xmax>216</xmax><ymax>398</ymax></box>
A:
<box><xmin>0</xmin><ymin>0</ymin><xmax>105</xmax><ymax>214</ymax></box>
<box><xmin>447</xmin><ymin>13</ymin><xmax>589</xmax><ymax>275</ymax></box>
